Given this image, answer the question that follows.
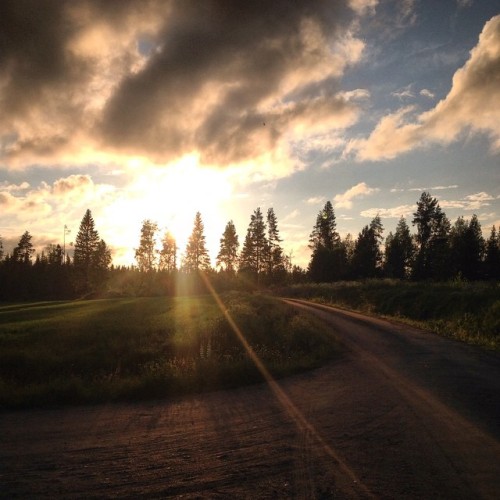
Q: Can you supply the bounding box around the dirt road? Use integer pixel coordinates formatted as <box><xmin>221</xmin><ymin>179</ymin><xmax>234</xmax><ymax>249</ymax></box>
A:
<box><xmin>1</xmin><ymin>300</ymin><xmax>499</xmax><ymax>498</ymax></box>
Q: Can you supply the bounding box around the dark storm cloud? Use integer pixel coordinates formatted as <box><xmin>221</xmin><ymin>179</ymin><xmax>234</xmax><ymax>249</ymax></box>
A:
<box><xmin>1</xmin><ymin>0</ymin><xmax>359</xmax><ymax>167</ymax></box>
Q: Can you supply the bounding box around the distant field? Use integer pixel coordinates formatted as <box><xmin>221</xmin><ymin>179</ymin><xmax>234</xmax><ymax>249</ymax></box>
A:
<box><xmin>278</xmin><ymin>281</ymin><xmax>500</xmax><ymax>350</ymax></box>
<box><xmin>0</xmin><ymin>292</ymin><xmax>339</xmax><ymax>408</ymax></box>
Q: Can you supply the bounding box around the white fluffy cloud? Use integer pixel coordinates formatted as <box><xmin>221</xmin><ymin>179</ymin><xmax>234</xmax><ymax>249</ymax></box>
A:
<box><xmin>350</xmin><ymin>15</ymin><xmax>500</xmax><ymax>161</ymax></box>
<box><xmin>334</xmin><ymin>182</ymin><xmax>379</xmax><ymax>209</ymax></box>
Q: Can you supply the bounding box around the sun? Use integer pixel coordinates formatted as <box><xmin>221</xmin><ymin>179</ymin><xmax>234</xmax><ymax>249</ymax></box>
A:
<box><xmin>103</xmin><ymin>154</ymin><xmax>233</xmax><ymax>266</ymax></box>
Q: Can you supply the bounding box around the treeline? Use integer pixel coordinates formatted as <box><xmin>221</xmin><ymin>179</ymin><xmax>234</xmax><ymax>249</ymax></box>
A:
<box><xmin>0</xmin><ymin>192</ymin><xmax>499</xmax><ymax>300</ymax></box>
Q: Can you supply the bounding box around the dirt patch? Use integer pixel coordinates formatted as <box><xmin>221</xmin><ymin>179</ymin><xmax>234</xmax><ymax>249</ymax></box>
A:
<box><xmin>1</xmin><ymin>303</ymin><xmax>499</xmax><ymax>498</ymax></box>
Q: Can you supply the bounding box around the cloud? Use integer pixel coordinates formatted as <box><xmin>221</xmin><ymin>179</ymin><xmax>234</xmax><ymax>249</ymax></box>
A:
<box><xmin>348</xmin><ymin>0</ymin><xmax>378</xmax><ymax>15</ymax></box>
<box><xmin>306</xmin><ymin>196</ymin><xmax>326</xmax><ymax>205</ymax></box>
<box><xmin>0</xmin><ymin>0</ymin><xmax>367</xmax><ymax>180</ymax></box>
<box><xmin>0</xmin><ymin>181</ymin><xmax>30</xmax><ymax>192</ymax></box>
<box><xmin>350</xmin><ymin>15</ymin><xmax>500</xmax><ymax>160</ymax></box>
<box><xmin>391</xmin><ymin>85</ymin><xmax>415</xmax><ymax>100</ymax></box>
<box><xmin>420</xmin><ymin>89</ymin><xmax>435</xmax><ymax>99</ymax></box>
<box><xmin>407</xmin><ymin>185</ymin><xmax>459</xmax><ymax>192</ymax></box>
<box><xmin>334</xmin><ymin>182</ymin><xmax>379</xmax><ymax>209</ymax></box>
<box><xmin>360</xmin><ymin>205</ymin><xmax>415</xmax><ymax>218</ymax></box>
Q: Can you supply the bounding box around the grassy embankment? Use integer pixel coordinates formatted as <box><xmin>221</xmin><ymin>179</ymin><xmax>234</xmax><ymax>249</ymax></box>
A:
<box><xmin>0</xmin><ymin>292</ymin><xmax>339</xmax><ymax>409</ymax></box>
<box><xmin>278</xmin><ymin>280</ymin><xmax>500</xmax><ymax>350</ymax></box>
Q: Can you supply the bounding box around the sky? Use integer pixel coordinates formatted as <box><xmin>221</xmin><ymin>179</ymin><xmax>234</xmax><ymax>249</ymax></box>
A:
<box><xmin>0</xmin><ymin>0</ymin><xmax>499</xmax><ymax>268</ymax></box>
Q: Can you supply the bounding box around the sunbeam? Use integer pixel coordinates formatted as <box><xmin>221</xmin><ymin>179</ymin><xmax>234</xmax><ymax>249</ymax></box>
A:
<box><xmin>199</xmin><ymin>271</ymin><xmax>374</xmax><ymax>497</ymax></box>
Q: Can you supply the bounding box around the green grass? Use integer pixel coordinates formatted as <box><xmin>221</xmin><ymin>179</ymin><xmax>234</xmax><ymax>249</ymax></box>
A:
<box><xmin>278</xmin><ymin>280</ymin><xmax>500</xmax><ymax>350</ymax></box>
<box><xmin>0</xmin><ymin>292</ymin><xmax>339</xmax><ymax>408</ymax></box>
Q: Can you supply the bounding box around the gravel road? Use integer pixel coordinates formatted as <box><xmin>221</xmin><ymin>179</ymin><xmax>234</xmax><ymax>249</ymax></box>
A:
<box><xmin>1</xmin><ymin>299</ymin><xmax>499</xmax><ymax>498</ymax></box>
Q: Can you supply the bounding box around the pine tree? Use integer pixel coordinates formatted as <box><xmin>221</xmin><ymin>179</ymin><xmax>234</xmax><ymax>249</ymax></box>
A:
<box><xmin>449</xmin><ymin>215</ymin><xmax>484</xmax><ymax>280</ymax></box>
<box><xmin>0</xmin><ymin>234</ymin><xmax>3</xmax><ymax>261</ymax></box>
<box><xmin>159</xmin><ymin>231</ymin><xmax>177</xmax><ymax>272</ymax></box>
<box><xmin>484</xmin><ymin>225</ymin><xmax>500</xmax><ymax>280</ymax></box>
<box><xmin>183</xmin><ymin>212</ymin><xmax>211</xmax><ymax>272</ymax></box>
<box><xmin>308</xmin><ymin>201</ymin><xmax>345</xmax><ymax>282</ymax></box>
<box><xmin>308</xmin><ymin>201</ymin><xmax>339</xmax><ymax>251</ymax></box>
<box><xmin>384</xmin><ymin>217</ymin><xmax>414</xmax><ymax>279</ymax></box>
<box><xmin>239</xmin><ymin>208</ymin><xmax>268</xmax><ymax>280</ymax></box>
<box><xmin>74</xmin><ymin>209</ymin><xmax>106</xmax><ymax>292</ymax></box>
<box><xmin>216</xmin><ymin>220</ymin><xmax>239</xmax><ymax>273</ymax></box>
<box><xmin>135</xmin><ymin>220</ymin><xmax>158</xmax><ymax>273</ymax></box>
<box><xmin>13</xmin><ymin>231</ymin><xmax>35</xmax><ymax>264</ymax></box>
<box><xmin>412</xmin><ymin>192</ymin><xmax>450</xmax><ymax>280</ymax></box>
<box><xmin>266</xmin><ymin>208</ymin><xmax>285</xmax><ymax>281</ymax></box>
<box><xmin>351</xmin><ymin>216</ymin><xmax>383</xmax><ymax>279</ymax></box>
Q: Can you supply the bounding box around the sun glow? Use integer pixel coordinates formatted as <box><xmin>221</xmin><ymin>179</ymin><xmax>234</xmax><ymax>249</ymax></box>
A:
<box><xmin>103</xmin><ymin>154</ymin><xmax>233</xmax><ymax>266</ymax></box>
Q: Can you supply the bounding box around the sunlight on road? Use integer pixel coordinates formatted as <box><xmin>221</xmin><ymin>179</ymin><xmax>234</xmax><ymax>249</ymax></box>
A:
<box><xmin>200</xmin><ymin>272</ymin><xmax>375</xmax><ymax>498</ymax></box>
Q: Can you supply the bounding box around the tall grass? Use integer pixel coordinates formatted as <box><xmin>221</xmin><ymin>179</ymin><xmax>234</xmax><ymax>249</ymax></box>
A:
<box><xmin>278</xmin><ymin>280</ymin><xmax>500</xmax><ymax>349</ymax></box>
<box><xmin>0</xmin><ymin>292</ymin><xmax>339</xmax><ymax>408</ymax></box>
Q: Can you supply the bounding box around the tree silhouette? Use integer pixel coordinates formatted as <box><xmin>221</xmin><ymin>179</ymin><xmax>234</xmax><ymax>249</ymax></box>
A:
<box><xmin>484</xmin><ymin>226</ymin><xmax>500</xmax><ymax>280</ymax></box>
<box><xmin>266</xmin><ymin>208</ymin><xmax>286</xmax><ymax>282</ymax></box>
<box><xmin>74</xmin><ymin>209</ymin><xmax>106</xmax><ymax>293</ymax></box>
<box><xmin>0</xmin><ymin>234</ymin><xmax>3</xmax><ymax>261</ymax></box>
<box><xmin>351</xmin><ymin>216</ymin><xmax>384</xmax><ymax>279</ymax></box>
<box><xmin>412</xmin><ymin>192</ymin><xmax>450</xmax><ymax>280</ymax></box>
<box><xmin>135</xmin><ymin>220</ymin><xmax>158</xmax><ymax>273</ymax></box>
<box><xmin>13</xmin><ymin>231</ymin><xmax>35</xmax><ymax>264</ymax></box>
<box><xmin>159</xmin><ymin>230</ymin><xmax>177</xmax><ymax>272</ymax></box>
<box><xmin>449</xmin><ymin>215</ymin><xmax>485</xmax><ymax>280</ymax></box>
<box><xmin>384</xmin><ymin>217</ymin><xmax>414</xmax><ymax>279</ymax></box>
<box><xmin>183</xmin><ymin>212</ymin><xmax>210</xmax><ymax>272</ymax></box>
<box><xmin>308</xmin><ymin>201</ymin><xmax>345</xmax><ymax>282</ymax></box>
<box><xmin>239</xmin><ymin>208</ymin><xmax>268</xmax><ymax>281</ymax></box>
<box><xmin>216</xmin><ymin>220</ymin><xmax>239</xmax><ymax>273</ymax></box>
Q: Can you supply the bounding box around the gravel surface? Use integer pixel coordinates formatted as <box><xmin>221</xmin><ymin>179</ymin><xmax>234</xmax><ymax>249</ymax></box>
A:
<box><xmin>1</xmin><ymin>300</ymin><xmax>499</xmax><ymax>498</ymax></box>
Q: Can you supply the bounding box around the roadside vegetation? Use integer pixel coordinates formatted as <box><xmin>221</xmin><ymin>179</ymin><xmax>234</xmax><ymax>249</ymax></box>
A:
<box><xmin>0</xmin><ymin>293</ymin><xmax>339</xmax><ymax>409</ymax></box>
<box><xmin>278</xmin><ymin>281</ymin><xmax>500</xmax><ymax>350</ymax></box>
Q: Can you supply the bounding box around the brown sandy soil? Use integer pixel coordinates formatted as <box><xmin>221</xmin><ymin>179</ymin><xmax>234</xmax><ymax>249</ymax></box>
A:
<box><xmin>1</xmin><ymin>300</ymin><xmax>499</xmax><ymax>499</ymax></box>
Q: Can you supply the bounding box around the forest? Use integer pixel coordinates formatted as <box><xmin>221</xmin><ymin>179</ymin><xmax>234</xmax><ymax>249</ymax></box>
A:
<box><xmin>0</xmin><ymin>191</ymin><xmax>499</xmax><ymax>301</ymax></box>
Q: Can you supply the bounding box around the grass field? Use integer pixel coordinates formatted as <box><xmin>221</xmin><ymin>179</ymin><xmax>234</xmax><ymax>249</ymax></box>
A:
<box><xmin>0</xmin><ymin>292</ymin><xmax>339</xmax><ymax>408</ymax></box>
<box><xmin>278</xmin><ymin>280</ymin><xmax>500</xmax><ymax>350</ymax></box>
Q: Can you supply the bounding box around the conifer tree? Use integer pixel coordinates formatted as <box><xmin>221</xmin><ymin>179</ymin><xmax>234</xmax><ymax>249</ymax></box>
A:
<box><xmin>0</xmin><ymin>234</ymin><xmax>3</xmax><ymax>261</ymax></box>
<box><xmin>13</xmin><ymin>231</ymin><xmax>35</xmax><ymax>264</ymax></box>
<box><xmin>159</xmin><ymin>231</ymin><xmax>177</xmax><ymax>272</ymax></box>
<box><xmin>135</xmin><ymin>220</ymin><xmax>158</xmax><ymax>273</ymax></box>
<box><xmin>484</xmin><ymin>225</ymin><xmax>500</xmax><ymax>280</ymax></box>
<box><xmin>412</xmin><ymin>192</ymin><xmax>450</xmax><ymax>280</ymax></box>
<box><xmin>308</xmin><ymin>201</ymin><xmax>345</xmax><ymax>282</ymax></box>
<box><xmin>266</xmin><ymin>208</ymin><xmax>285</xmax><ymax>280</ymax></box>
<box><xmin>351</xmin><ymin>216</ymin><xmax>383</xmax><ymax>279</ymax></box>
<box><xmin>384</xmin><ymin>217</ymin><xmax>413</xmax><ymax>279</ymax></box>
<box><xmin>449</xmin><ymin>215</ymin><xmax>484</xmax><ymax>280</ymax></box>
<box><xmin>216</xmin><ymin>220</ymin><xmax>239</xmax><ymax>273</ymax></box>
<box><xmin>239</xmin><ymin>208</ymin><xmax>268</xmax><ymax>280</ymax></box>
<box><xmin>183</xmin><ymin>212</ymin><xmax>211</xmax><ymax>272</ymax></box>
<box><xmin>74</xmin><ymin>209</ymin><xmax>108</xmax><ymax>292</ymax></box>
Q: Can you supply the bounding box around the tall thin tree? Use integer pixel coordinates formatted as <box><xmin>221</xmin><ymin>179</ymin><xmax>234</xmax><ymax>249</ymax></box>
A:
<box><xmin>183</xmin><ymin>212</ymin><xmax>211</xmax><ymax>272</ymax></box>
<box><xmin>135</xmin><ymin>220</ymin><xmax>158</xmax><ymax>273</ymax></box>
<box><xmin>216</xmin><ymin>220</ymin><xmax>239</xmax><ymax>273</ymax></box>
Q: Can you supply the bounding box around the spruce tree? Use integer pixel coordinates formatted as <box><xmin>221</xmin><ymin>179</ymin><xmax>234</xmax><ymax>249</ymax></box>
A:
<box><xmin>74</xmin><ymin>209</ymin><xmax>105</xmax><ymax>292</ymax></box>
<box><xmin>183</xmin><ymin>212</ymin><xmax>211</xmax><ymax>272</ymax></box>
<box><xmin>308</xmin><ymin>201</ymin><xmax>345</xmax><ymax>282</ymax></box>
<box><xmin>384</xmin><ymin>217</ymin><xmax>413</xmax><ymax>279</ymax></box>
<box><xmin>135</xmin><ymin>220</ymin><xmax>158</xmax><ymax>273</ymax></box>
<box><xmin>13</xmin><ymin>231</ymin><xmax>35</xmax><ymax>264</ymax></box>
<box><xmin>239</xmin><ymin>208</ymin><xmax>268</xmax><ymax>280</ymax></box>
<box><xmin>159</xmin><ymin>231</ymin><xmax>177</xmax><ymax>272</ymax></box>
<box><xmin>216</xmin><ymin>220</ymin><xmax>239</xmax><ymax>273</ymax></box>
<box><xmin>266</xmin><ymin>208</ymin><xmax>285</xmax><ymax>281</ymax></box>
<box><xmin>484</xmin><ymin>225</ymin><xmax>499</xmax><ymax>280</ymax></box>
<box><xmin>412</xmin><ymin>192</ymin><xmax>450</xmax><ymax>280</ymax></box>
